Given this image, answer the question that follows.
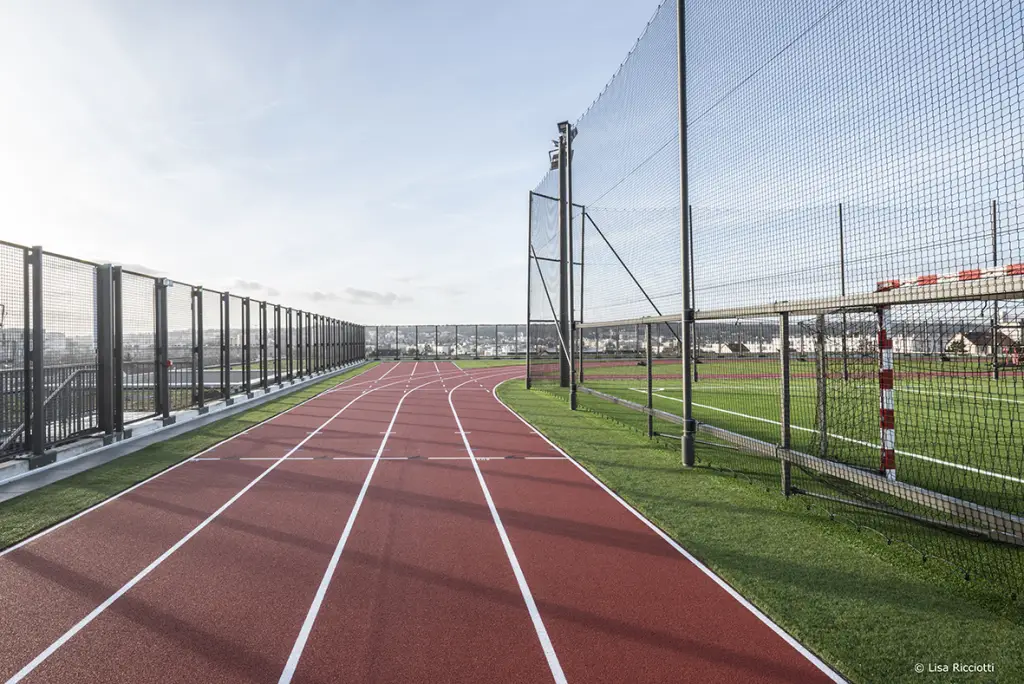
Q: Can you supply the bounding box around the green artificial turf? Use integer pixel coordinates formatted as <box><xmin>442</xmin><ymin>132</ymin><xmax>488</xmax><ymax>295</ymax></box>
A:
<box><xmin>0</xmin><ymin>362</ymin><xmax>378</xmax><ymax>550</ymax></box>
<box><xmin>454</xmin><ymin>358</ymin><xmax>526</xmax><ymax>369</ymax></box>
<box><xmin>498</xmin><ymin>380</ymin><xmax>1024</xmax><ymax>684</ymax></box>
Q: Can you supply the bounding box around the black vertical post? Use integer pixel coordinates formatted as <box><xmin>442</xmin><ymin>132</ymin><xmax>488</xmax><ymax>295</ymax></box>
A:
<box><xmin>242</xmin><ymin>297</ymin><xmax>251</xmax><ymax>394</ymax></box>
<box><xmin>96</xmin><ymin>265</ymin><xmax>114</xmax><ymax>435</ymax></box>
<box><xmin>29</xmin><ymin>247</ymin><xmax>45</xmax><ymax>457</ymax></box>
<box><xmin>815</xmin><ymin>314</ymin><xmax>828</xmax><ymax>458</ymax></box>
<box><xmin>260</xmin><ymin>301</ymin><xmax>268</xmax><ymax>390</ymax></box>
<box><xmin>155</xmin><ymin>279</ymin><xmax>171</xmax><ymax>422</ymax></box>
<box><xmin>194</xmin><ymin>286</ymin><xmax>205</xmax><ymax>410</ymax></box>
<box><xmin>780</xmin><ymin>313</ymin><xmax>792</xmax><ymax>495</ymax></box>
<box><xmin>221</xmin><ymin>293</ymin><xmax>230</xmax><ymax>399</ymax></box>
<box><xmin>435</xmin><ymin>325</ymin><xmax>439</xmax><ymax>360</ymax></box>
<box><xmin>557</xmin><ymin>121</ymin><xmax>572</xmax><ymax>390</ymax></box>
<box><xmin>690</xmin><ymin>205</ymin><xmax>698</xmax><ymax>383</ymax></box>
<box><xmin>274</xmin><ymin>306</ymin><xmax>281</xmax><ymax>384</ymax></box>
<box><xmin>375</xmin><ymin>326</ymin><xmax>380</xmax><ymax>358</ymax></box>
<box><xmin>286</xmin><ymin>308</ymin><xmax>293</xmax><ymax>381</ymax></box>
<box><xmin>526</xmin><ymin>189</ymin><xmax>533</xmax><ymax>383</ymax></box>
<box><xmin>578</xmin><ymin>207</ymin><xmax>586</xmax><ymax>384</ymax></box>
<box><xmin>677</xmin><ymin>0</ymin><xmax>695</xmax><ymax>467</ymax></box>
<box><xmin>992</xmin><ymin>199</ymin><xmax>1000</xmax><ymax>380</ymax></box>
<box><xmin>475</xmin><ymin>324</ymin><xmax>479</xmax><ymax>358</ymax></box>
<box><xmin>839</xmin><ymin>202</ymin><xmax>849</xmax><ymax>381</ymax></box>
<box><xmin>296</xmin><ymin>310</ymin><xmax>303</xmax><ymax>378</ymax></box>
<box><xmin>646</xmin><ymin>322</ymin><xmax>654</xmax><ymax>437</ymax></box>
<box><xmin>414</xmin><ymin>325</ymin><xmax>419</xmax><ymax>358</ymax></box>
<box><xmin>112</xmin><ymin>266</ymin><xmax>124</xmax><ymax>432</ymax></box>
<box><xmin>21</xmin><ymin>247</ymin><xmax>32</xmax><ymax>453</ymax></box>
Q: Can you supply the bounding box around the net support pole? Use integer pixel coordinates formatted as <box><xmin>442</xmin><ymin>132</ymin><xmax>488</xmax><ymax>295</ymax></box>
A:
<box><xmin>992</xmin><ymin>199</ymin><xmax>999</xmax><ymax>381</ymax></box>
<box><xmin>260</xmin><ymin>301</ymin><xmax>268</xmax><ymax>391</ymax></box>
<box><xmin>815</xmin><ymin>313</ymin><xmax>827</xmax><ymax>458</ymax></box>
<box><xmin>878</xmin><ymin>306</ymin><xmax>897</xmax><ymax>481</ymax></box>
<box><xmin>526</xmin><ymin>188</ymin><xmax>533</xmax><ymax>386</ymax></box>
<box><xmin>676</xmin><ymin>0</ymin><xmax>695</xmax><ymax>467</ymax></box>
<box><xmin>646</xmin><ymin>323</ymin><xmax>654</xmax><ymax>438</ymax></box>
<box><xmin>839</xmin><ymin>203</ymin><xmax>849</xmax><ymax>381</ymax></box>
<box><xmin>557</xmin><ymin>120</ymin><xmax>572</xmax><ymax>390</ymax></box>
<box><xmin>287</xmin><ymin>308</ymin><xmax>293</xmax><ymax>382</ymax></box>
<box><xmin>780</xmin><ymin>312</ymin><xmax>792</xmax><ymax>496</ymax></box>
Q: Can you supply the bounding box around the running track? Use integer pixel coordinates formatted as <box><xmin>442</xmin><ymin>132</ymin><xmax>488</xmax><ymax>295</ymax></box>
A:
<box><xmin>0</xmin><ymin>362</ymin><xmax>843</xmax><ymax>683</ymax></box>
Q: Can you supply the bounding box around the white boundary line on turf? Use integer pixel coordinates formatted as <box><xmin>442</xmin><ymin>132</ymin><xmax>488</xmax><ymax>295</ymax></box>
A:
<box><xmin>448</xmin><ymin>374</ymin><xmax>566</xmax><ymax>684</ymax></box>
<box><xmin>5</xmin><ymin>364</ymin><xmax>414</xmax><ymax>684</ymax></box>
<box><xmin>0</xmin><ymin>363</ymin><xmax>387</xmax><ymax>561</ymax></box>
<box><xmin>629</xmin><ymin>389</ymin><xmax>1024</xmax><ymax>485</ymax></box>
<box><xmin>491</xmin><ymin>379</ymin><xmax>846</xmax><ymax>684</ymax></box>
<box><xmin>277</xmin><ymin>366</ymin><xmax>525</xmax><ymax>684</ymax></box>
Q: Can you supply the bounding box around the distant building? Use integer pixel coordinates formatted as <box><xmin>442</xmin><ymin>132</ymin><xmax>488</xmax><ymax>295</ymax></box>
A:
<box><xmin>946</xmin><ymin>331</ymin><xmax>1020</xmax><ymax>356</ymax></box>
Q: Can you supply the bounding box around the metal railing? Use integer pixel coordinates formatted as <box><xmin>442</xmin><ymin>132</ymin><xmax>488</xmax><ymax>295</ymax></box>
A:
<box><xmin>0</xmin><ymin>241</ymin><xmax>367</xmax><ymax>466</ymax></box>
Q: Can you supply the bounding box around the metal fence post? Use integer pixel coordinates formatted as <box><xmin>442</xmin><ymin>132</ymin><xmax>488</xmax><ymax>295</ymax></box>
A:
<box><xmin>815</xmin><ymin>314</ymin><xmax>827</xmax><ymax>458</ymax></box>
<box><xmin>992</xmin><ymin>199</ymin><xmax>1000</xmax><ymax>381</ymax></box>
<box><xmin>28</xmin><ymin>247</ymin><xmax>46</xmax><ymax>458</ymax></box>
<box><xmin>155</xmin><ymin>279</ymin><xmax>172</xmax><ymax>423</ymax></box>
<box><xmin>780</xmin><ymin>312</ymin><xmax>792</xmax><ymax>496</ymax></box>
<box><xmin>839</xmin><ymin>202</ymin><xmax>849</xmax><ymax>381</ymax></box>
<box><xmin>475</xmin><ymin>324</ymin><xmax>479</xmax><ymax>358</ymax></box>
<box><xmin>96</xmin><ymin>265</ymin><xmax>114</xmax><ymax>437</ymax></box>
<box><xmin>677</xmin><ymin>2</ymin><xmax>695</xmax><ymax>468</ymax></box>
<box><xmin>646</xmin><ymin>322</ymin><xmax>654</xmax><ymax>437</ymax></box>
<box><xmin>112</xmin><ymin>266</ymin><xmax>124</xmax><ymax>433</ymax></box>
<box><xmin>495</xmin><ymin>324</ymin><xmax>499</xmax><ymax>359</ymax></box>
<box><xmin>194</xmin><ymin>286</ymin><xmax>205</xmax><ymax>411</ymax></box>
<box><xmin>221</xmin><ymin>292</ymin><xmax>230</xmax><ymax>401</ymax></box>
<box><xmin>260</xmin><ymin>301</ymin><xmax>268</xmax><ymax>390</ymax></box>
<box><xmin>274</xmin><ymin>305</ymin><xmax>281</xmax><ymax>384</ymax></box>
<box><xmin>242</xmin><ymin>297</ymin><xmax>251</xmax><ymax>395</ymax></box>
<box><xmin>286</xmin><ymin>308</ymin><xmax>293</xmax><ymax>381</ymax></box>
<box><xmin>296</xmin><ymin>310</ymin><xmax>303</xmax><ymax>378</ymax></box>
<box><xmin>435</xmin><ymin>325</ymin><xmax>439</xmax><ymax>360</ymax></box>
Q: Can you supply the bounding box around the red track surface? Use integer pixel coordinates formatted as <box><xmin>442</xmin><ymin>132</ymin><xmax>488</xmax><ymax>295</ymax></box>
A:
<box><xmin>0</xmin><ymin>361</ymin><xmax>841</xmax><ymax>683</ymax></box>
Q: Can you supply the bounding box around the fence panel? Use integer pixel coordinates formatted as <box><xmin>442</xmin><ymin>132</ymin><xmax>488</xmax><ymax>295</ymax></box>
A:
<box><xmin>0</xmin><ymin>244</ymin><xmax>27</xmax><ymax>457</ymax></box>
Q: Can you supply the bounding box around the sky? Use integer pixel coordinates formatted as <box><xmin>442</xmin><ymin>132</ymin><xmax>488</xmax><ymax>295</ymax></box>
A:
<box><xmin>0</xmin><ymin>0</ymin><xmax>662</xmax><ymax>325</ymax></box>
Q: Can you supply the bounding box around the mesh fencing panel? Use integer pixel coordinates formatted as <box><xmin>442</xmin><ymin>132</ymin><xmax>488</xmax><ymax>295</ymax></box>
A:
<box><xmin>0</xmin><ymin>244</ymin><xmax>27</xmax><ymax>456</ymax></box>
<box><xmin>40</xmin><ymin>253</ymin><xmax>99</xmax><ymax>445</ymax></box>
<box><xmin>167</xmin><ymin>281</ymin><xmax>195</xmax><ymax>411</ymax></box>
<box><xmin>528</xmin><ymin>0</ymin><xmax>1024</xmax><ymax>594</ymax></box>
<box><xmin>202</xmin><ymin>289</ymin><xmax>225</xmax><ymax>403</ymax></box>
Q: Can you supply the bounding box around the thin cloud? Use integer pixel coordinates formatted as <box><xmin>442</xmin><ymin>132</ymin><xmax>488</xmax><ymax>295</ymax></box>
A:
<box><xmin>305</xmin><ymin>288</ymin><xmax>412</xmax><ymax>307</ymax></box>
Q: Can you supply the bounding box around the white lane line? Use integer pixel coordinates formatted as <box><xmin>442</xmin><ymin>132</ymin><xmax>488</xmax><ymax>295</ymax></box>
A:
<box><xmin>278</xmin><ymin>367</ymin><xmax>520</xmax><ymax>683</ymax></box>
<box><xmin>448</xmin><ymin>376</ymin><xmax>567</xmax><ymax>684</ymax></box>
<box><xmin>0</xmin><ymin>365</ymin><xmax>376</xmax><ymax>560</ymax></box>
<box><xmin>628</xmin><ymin>388</ymin><xmax>1024</xmax><ymax>484</ymax></box>
<box><xmin>491</xmin><ymin>380</ymin><xmax>845</xmax><ymax>684</ymax></box>
<box><xmin>5</xmin><ymin>375</ymin><xmax>395</xmax><ymax>684</ymax></box>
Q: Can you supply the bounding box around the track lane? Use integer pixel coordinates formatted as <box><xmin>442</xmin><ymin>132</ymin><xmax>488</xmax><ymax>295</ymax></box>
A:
<box><xmin>453</xmin><ymin>372</ymin><xmax>840</xmax><ymax>684</ymax></box>
<box><xmin>284</xmin><ymin>365</ymin><xmax>554</xmax><ymax>684</ymax></box>
<box><xmin>0</xmin><ymin>362</ymin><xmax>391</xmax><ymax>682</ymax></box>
<box><xmin>6</xmin><ymin>363</ymin><xmax>511</xmax><ymax>683</ymax></box>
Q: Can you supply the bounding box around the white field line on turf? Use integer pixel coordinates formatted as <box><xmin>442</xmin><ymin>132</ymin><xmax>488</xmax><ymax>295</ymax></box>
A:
<box><xmin>491</xmin><ymin>380</ymin><xmax>846</xmax><ymax>684</ymax></box>
<box><xmin>278</xmin><ymin>367</ymin><xmax>526</xmax><ymax>684</ymax></box>
<box><xmin>448</xmin><ymin>376</ymin><xmax>566</xmax><ymax>684</ymax></box>
<box><xmin>627</xmin><ymin>388</ymin><xmax>1024</xmax><ymax>485</ymax></box>
<box><xmin>0</xmin><ymin>364</ymin><xmax>381</xmax><ymax>561</ymax></box>
<box><xmin>5</xmin><ymin>371</ymin><xmax>408</xmax><ymax>684</ymax></box>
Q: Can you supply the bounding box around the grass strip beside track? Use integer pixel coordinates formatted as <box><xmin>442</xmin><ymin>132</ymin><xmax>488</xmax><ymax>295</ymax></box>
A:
<box><xmin>0</xmin><ymin>362</ymin><xmax>379</xmax><ymax>551</ymax></box>
<box><xmin>498</xmin><ymin>380</ymin><xmax>1024</xmax><ymax>684</ymax></box>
